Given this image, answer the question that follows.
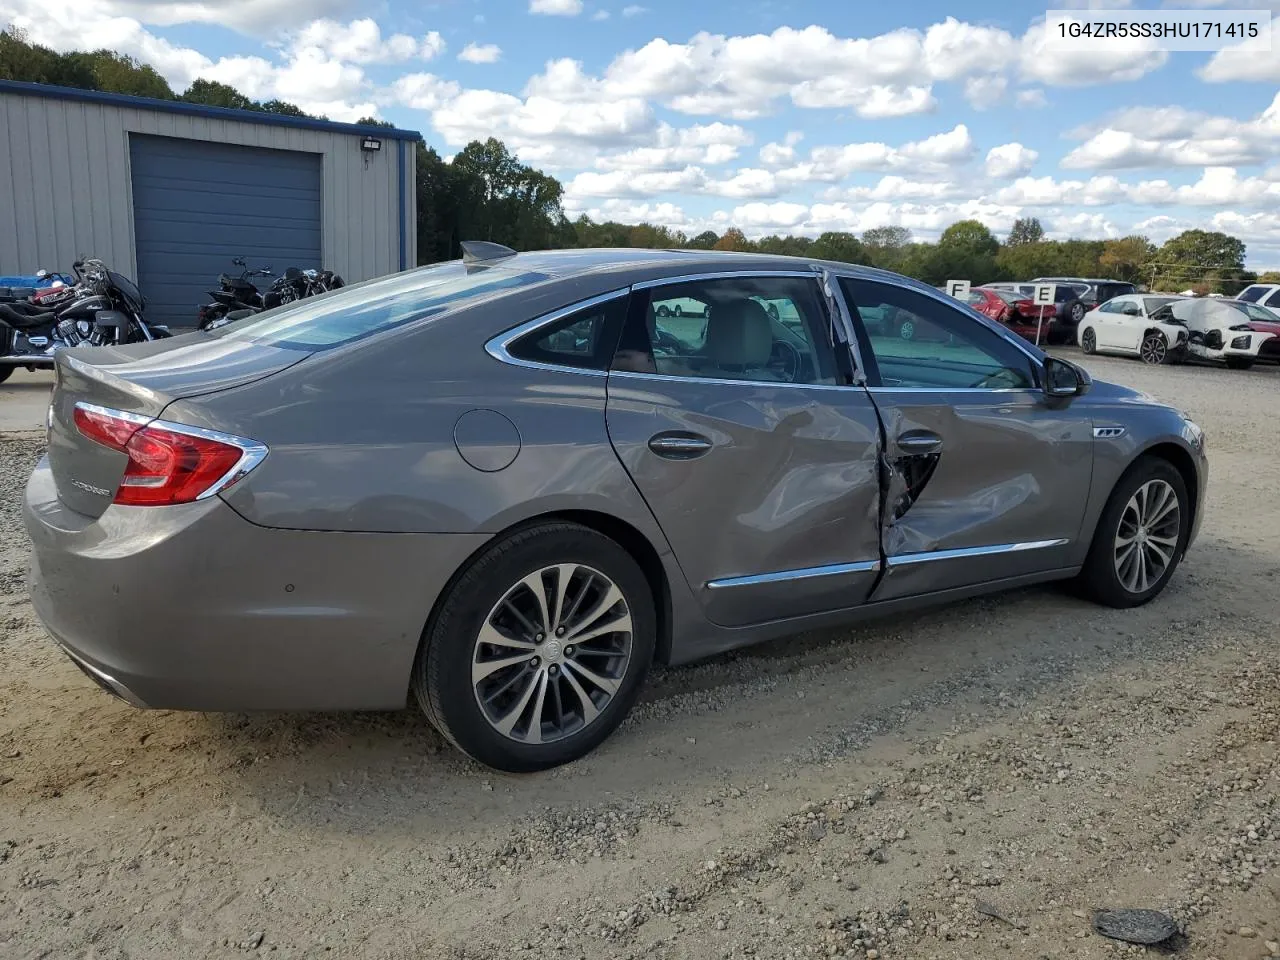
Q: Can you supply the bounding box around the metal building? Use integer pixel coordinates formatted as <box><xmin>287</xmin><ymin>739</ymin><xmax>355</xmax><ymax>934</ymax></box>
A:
<box><xmin>0</xmin><ymin>80</ymin><xmax>419</xmax><ymax>326</ymax></box>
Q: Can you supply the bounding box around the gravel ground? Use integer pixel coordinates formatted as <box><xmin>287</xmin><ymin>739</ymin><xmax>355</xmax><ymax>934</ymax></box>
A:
<box><xmin>1</xmin><ymin>352</ymin><xmax>1278</xmax><ymax>960</ymax></box>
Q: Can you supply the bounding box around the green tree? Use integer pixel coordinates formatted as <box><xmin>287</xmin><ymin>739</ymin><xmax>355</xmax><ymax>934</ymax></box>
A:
<box><xmin>1007</xmin><ymin>216</ymin><xmax>1044</xmax><ymax>246</ymax></box>
<box><xmin>1098</xmin><ymin>235</ymin><xmax>1155</xmax><ymax>284</ymax></box>
<box><xmin>69</xmin><ymin>50</ymin><xmax>173</xmax><ymax>98</ymax></box>
<box><xmin>687</xmin><ymin>230</ymin><xmax>720</xmax><ymax>250</ymax></box>
<box><xmin>810</xmin><ymin>231</ymin><xmax>865</xmax><ymax>265</ymax></box>
<box><xmin>182</xmin><ymin>78</ymin><xmax>256</xmax><ymax>111</ymax></box>
<box><xmin>930</xmin><ymin>219</ymin><xmax>1000</xmax><ymax>285</ymax></box>
<box><xmin>1152</xmin><ymin>229</ymin><xmax>1248</xmax><ymax>294</ymax></box>
<box><xmin>1257</xmin><ymin>270</ymin><xmax>1280</xmax><ymax>284</ymax></box>
<box><xmin>1</xmin><ymin>27</ymin><xmax>97</xmax><ymax>87</ymax></box>
<box><xmin>712</xmin><ymin>227</ymin><xmax>751</xmax><ymax>252</ymax></box>
<box><xmin>861</xmin><ymin>225</ymin><xmax>911</xmax><ymax>270</ymax></box>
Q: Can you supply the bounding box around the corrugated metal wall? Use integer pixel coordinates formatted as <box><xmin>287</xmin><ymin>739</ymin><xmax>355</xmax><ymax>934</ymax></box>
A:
<box><xmin>0</xmin><ymin>92</ymin><xmax>416</xmax><ymax>282</ymax></box>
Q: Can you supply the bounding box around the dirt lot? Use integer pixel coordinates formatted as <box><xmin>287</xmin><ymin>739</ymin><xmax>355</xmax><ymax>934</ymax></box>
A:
<box><xmin>1</xmin><ymin>353</ymin><xmax>1277</xmax><ymax>960</ymax></box>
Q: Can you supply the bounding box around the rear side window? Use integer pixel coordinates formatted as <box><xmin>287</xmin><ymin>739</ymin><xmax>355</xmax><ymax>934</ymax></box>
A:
<box><xmin>1266</xmin><ymin>290</ymin><xmax>1280</xmax><ymax>308</ymax></box>
<box><xmin>507</xmin><ymin>296</ymin><xmax>629</xmax><ymax>370</ymax></box>
<box><xmin>1238</xmin><ymin>285</ymin><xmax>1266</xmax><ymax>303</ymax></box>
<box><xmin>219</xmin><ymin>264</ymin><xmax>550</xmax><ymax>350</ymax></box>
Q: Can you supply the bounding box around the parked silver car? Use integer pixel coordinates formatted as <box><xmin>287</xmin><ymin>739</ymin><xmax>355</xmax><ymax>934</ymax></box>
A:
<box><xmin>24</xmin><ymin>247</ymin><xmax>1208</xmax><ymax>771</ymax></box>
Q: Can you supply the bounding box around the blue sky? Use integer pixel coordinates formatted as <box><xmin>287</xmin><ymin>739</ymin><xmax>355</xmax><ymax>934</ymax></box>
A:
<box><xmin>4</xmin><ymin>0</ymin><xmax>1280</xmax><ymax>266</ymax></box>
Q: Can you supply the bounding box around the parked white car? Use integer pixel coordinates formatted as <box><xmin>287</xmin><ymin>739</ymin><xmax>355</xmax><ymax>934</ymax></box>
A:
<box><xmin>1237</xmin><ymin>283</ymin><xmax>1280</xmax><ymax>309</ymax></box>
<box><xmin>1078</xmin><ymin>294</ymin><xmax>1190</xmax><ymax>364</ymax></box>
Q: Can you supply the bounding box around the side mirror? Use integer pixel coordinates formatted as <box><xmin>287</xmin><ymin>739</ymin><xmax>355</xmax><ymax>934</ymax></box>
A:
<box><xmin>1043</xmin><ymin>356</ymin><xmax>1090</xmax><ymax>399</ymax></box>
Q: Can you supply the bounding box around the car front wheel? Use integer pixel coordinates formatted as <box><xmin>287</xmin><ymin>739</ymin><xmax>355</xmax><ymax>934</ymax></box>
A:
<box><xmin>1139</xmin><ymin>332</ymin><xmax>1169</xmax><ymax>365</ymax></box>
<box><xmin>1080</xmin><ymin>327</ymin><xmax>1097</xmax><ymax>354</ymax></box>
<box><xmin>414</xmin><ymin>522</ymin><xmax>656</xmax><ymax>772</ymax></box>
<box><xmin>1077</xmin><ymin>457</ymin><xmax>1189</xmax><ymax>609</ymax></box>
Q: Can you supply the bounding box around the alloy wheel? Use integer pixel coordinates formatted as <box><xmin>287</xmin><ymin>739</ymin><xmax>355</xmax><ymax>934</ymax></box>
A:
<box><xmin>471</xmin><ymin>564</ymin><xmax>633</xmax><ymax>744</ymax></box>
<box><xmin>1139</xmin><ymin>334</ymin><xmax>1167</xmax><ymax>365</ymax></box>
<box><xmin>1081</xmin><ymin>329</ymin><xmax>1096</xmax><ymax>354</ymax></box>
<box><xmin>1113</xmin><ymin>479</ymin><xmax>1180</xmax><ymax>594</ymax></box>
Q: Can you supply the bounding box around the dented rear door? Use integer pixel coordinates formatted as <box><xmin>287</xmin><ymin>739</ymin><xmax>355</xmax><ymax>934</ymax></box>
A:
<box><xmin>837</xmin><ymin>276</ymin><xmax>1092</xmax><ymax>603</ymax></box>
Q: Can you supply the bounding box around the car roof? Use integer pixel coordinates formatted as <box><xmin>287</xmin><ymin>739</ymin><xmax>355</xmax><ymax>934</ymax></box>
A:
<box><xmin>440</xmin><ymin>246</ymin><xmax>936</xmax><ymax>289</ymax></box>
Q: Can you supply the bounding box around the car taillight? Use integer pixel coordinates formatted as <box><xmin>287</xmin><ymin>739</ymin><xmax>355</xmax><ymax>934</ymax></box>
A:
<box><xmin>73</xmin><ymin>402</ymin><xmax>266</xmax><ymax>506</ymax></box>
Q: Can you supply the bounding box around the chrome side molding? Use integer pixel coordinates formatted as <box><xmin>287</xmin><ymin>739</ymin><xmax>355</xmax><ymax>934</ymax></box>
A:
<box><xmin>706</xmin><ymin>558</ymin><xmax>881</xmax><ymax>590</ymax></box>
<box><xmin>887</xmin><ymin>538</ymin><xmax>1069</xmax><ymax>567</ymax></box>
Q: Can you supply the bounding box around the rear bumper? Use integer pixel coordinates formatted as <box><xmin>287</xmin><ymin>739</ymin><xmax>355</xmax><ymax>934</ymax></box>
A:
<box><xmin>23</xmin><ymin>456</ymin><xmax>489</xmax><ymax>711</ymax></box>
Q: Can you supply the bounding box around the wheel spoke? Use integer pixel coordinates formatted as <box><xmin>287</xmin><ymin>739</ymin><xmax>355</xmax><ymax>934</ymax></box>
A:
<box><xmin>492</xmin><ymin>667</ymin><xmax>543</xmax><ymax>737</ymax></box>
<box><xmin>1135</xmin><ymin>544</ymin><xmax>1149</xmax><ymax>592</ymax></box>
<box><xmin>564</xmin><ymin>584</ymin><xmax>625</xmax><ymax>641</ymax></box>
<box><xmin>1147</xmin><ymin>532</ymin><xmax>1178</xmax><ymax>549</ymax></box>
<box><xmin>473</xmin><ymin>653</ymin><xmax>534</xmax><ymax>685</ymax></box>
<box><xmin>519</xmin><ymin>572</ymin><xmax>553</xmax><ymax>636</ymax></box>
<box><xmin>550</xmin><ymin>564</ymin><xmax>578</xmax><ymax>633</ymax></box>
<box><xmin>564</xmin><ymin>657</ymin><xmax>621</xmax><ymax>696</ymax></box>
<box><xmin>1147</xmin><ymin>495</ymin><xmax>1179</xmax><ymax>528</ymax></box>
<box><xmin>526</xmin><ymin>672</ymin><xmax>550</xmax><ymax>745</ymax></box>
<box><xmin>561</xmin><ymin>668</ymin><xmax>600</xmax><ymax>726</ymax></box>
<box><xmin>1144</xmin><ymin>540</ymin><xmax>1172</xmax><ymax>570</ymax></box>
<box><xmin>477</xmin><ymin>622</ymin><xmax>537</xmax><ymax>653</ymax></box>
<box><xmin>566</xmin><ymin>610</ymin><xmax>633</xmax><ymax>646</ymax></box>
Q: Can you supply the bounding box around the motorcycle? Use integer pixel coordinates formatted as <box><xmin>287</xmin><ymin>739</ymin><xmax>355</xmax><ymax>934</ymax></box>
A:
<box><xmin>197</xmin><ymin>257</ymin><xmax>275</xmax><ymax>330</ymax></box>
<box><xmin>198</xmin><ymin>262</ymin><xmax>346</xmax><ymax>331</ymax></box>
<box><xmin>0</xmin><ymin>259</ymin><xmax>170</xmax><ymax>384</ymax></box>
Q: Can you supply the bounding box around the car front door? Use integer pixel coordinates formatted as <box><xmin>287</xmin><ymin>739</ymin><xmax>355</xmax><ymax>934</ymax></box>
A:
<box><xmin>604</xmin><ymin>272</ymin><xmax>883</xmax><ymax>628</ymax></box>
<box><xmin>838</xmin><ymin>276</ymin><xmax>1094</xmax><ymax>603</ymax></box>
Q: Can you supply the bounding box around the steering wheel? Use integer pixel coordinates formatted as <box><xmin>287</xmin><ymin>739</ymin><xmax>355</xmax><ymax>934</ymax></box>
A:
<box><xmin>767</xmin><ymin>339</ymin><xmax>802</xmax><ymax>382</ymax></box>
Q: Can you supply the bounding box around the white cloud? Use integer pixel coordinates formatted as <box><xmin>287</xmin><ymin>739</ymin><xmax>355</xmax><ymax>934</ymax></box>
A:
<box><xmin>1015</xmin><ymin>89</ymin><xmax>1047</xmax><ymax>108</ymax></box>
<box><xmin>775</xmin><ymin>125</ymin><xmax>976</xmax><ymax>186</ymax></box>
<box><xmin>594</xmin><ymin>122</ymin><xmax>751</xmax><ymax>171</ymax></box>
<box><xmin>530</xmin><ymin>0</ymin><xmax>583</xmax><ymax>14</ymax></box>
<box><xmin>990</xmin><ymin>167</ymin><xmax>1280</xmax><ymax>208</ymax></box>
<box><xmin>290</xmin><ymin>19</ymin><xmax>442</xmax><ymax>64</ymax></box>
<box><xmin>826</xmin><ymin>176</ymin><xmax>965</xmax><ymax>202</ymax></box>
<box><xmin>432</xmin><ymin>89</ymin><xmax>654</xmax><ymax>151</ymax></box>
<box><xmin>1199</xmin><ymin>21</ymin><xmax>1279</xmax><ymax>82</ymax></box>
<box><xmin>1018</xmin><ymin>15</ymin><xmax>1167</xmax><ymax>85</ymax></box>
<box><xmin>964</xmin><ymin>75</ymin><xmax>1007</xmax><ymax>110</ymax></box>
<box><xmin>110</xmin><ymin>0</ymin><xmax>355</xmax><ymax>32</ymax></box>
<box><xmin>621</xmin><ymin>4</ymin><xmax>647</xmax><ymax>15</ymax></box>
<box><xmin>759</xmin><ymin>132</ymin><xmax>804</xmax><ymax>167</ymax></box>
<box><xmin>985</xmin><ymin>142</ymin><xmax>1038</xmax><ymax>178</ymax></box>
<box><xmin>732</xmin><ymin>202</ymin><xmax>811</xmax><ymax>228</ymax></box>
<box><xmin>458</xmin><ymin>43</ymin><xmax>502</xmax><ymax>64</ymax></box>
<box><xmin>388</xmin><ymin>73</ymin><xmax>462</xmax><ymax>111</ymax></box>
<box><xmin>1049</xmin><ymin>213</ymin><xmax>1119</xmax><ymax>240</ymax></box>
<box><xmin>591</xmin><ymin>9</ymin><xmax>609</xmax><ymax>19</ymax></box>
<box><xmin>563</xmin><ymin>198</ymin><xmax>693</xmax><ymax>227</ymax></box>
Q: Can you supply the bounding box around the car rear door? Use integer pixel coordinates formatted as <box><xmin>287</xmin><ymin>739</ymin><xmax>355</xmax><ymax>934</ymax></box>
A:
<box><xmin>837</xmin><ymin>276</ymin><xmax>1093</xmax><ymax>603</ymax></box>
<box><xmin>604</xmin><ymin>271</ymin><xmax>884</xmax><ymax>628</ymax></box>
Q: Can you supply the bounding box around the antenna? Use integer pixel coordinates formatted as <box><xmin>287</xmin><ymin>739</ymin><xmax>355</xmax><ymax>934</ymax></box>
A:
<box><xmin>460</xmin><ymin>241</ymin><xmax>517</xmax><ymax>264</ymax></box>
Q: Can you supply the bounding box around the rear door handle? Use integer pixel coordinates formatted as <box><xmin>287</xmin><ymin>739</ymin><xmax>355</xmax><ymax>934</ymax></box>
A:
<box><xmin>648</xmin><ymin>433</ymin><xmax>713</xmax><ymax>459</ymax></box>
<box><xmin>896</xmin><ymin>430</ymin><xmax>943</xmax><ymax>455</ymax></box>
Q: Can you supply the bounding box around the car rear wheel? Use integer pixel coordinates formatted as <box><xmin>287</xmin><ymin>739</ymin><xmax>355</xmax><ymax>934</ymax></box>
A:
<box><xmin>898</xmin><ymin>318</ymin><xmax>915</xmax><ymax>340</ymax></box>
<box><xmin>1139</xmin><ymin>332</ymin><xmax>1168</xmax><ymax>365</ymax></box>
<box><xmin>413</xmin><ymin>522</ymin><xmax>656</xmax><ymax>772</ymax></box>
<box><xmin>1069</xmin><ymin>302</ymin><xmax>1086</xmax><ymax>324</ymax></box>
<box><xmin>1080</xmin><ymin>327</ymin><xmax>1097</xmax><ymax>355</ymax></box>
<box><xmin>1226</xmin><ymin>358</ymin><xmax>1254</xmax><ymax>370</ymax></box>
<box><xmin>1076</xmin><ymin>457</ymin><xmax>1189</xmax><ymax>609</ymax></box>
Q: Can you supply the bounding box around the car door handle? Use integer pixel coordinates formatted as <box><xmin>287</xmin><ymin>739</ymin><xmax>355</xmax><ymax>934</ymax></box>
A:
<box><xmin>648</xmin><ymin>433</ymin><xmax>713</xmax><ymax>459</ymax></box>
<box><xmin>896</xmin><ymin>431</ymin><xmax>943</xmax><ymax>455</ymax></box>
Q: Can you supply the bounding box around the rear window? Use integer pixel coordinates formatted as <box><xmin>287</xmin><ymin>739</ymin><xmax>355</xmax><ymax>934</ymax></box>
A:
<box><xmin>217</xmin><ymin>263</ymin><xmax>550</xmax><ymax>350</ymax></box>
<box><xmin>1096</xmin><ymin>282</ymin><xmax>1136</xmax><ymax>300</ymax></box>
<box><xmin>1237</xmin><ymin>285</ymin><xmax>1267</xmax><ymax>303</ymax></box>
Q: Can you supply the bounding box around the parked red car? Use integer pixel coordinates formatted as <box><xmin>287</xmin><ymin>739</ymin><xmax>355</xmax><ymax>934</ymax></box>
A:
<box><xmin>966</xmin><ymin>287</ymin><xmax>1058</xmax><ymax>344</ymax></box>
<box><xmin>1232</xmin><ymin>299</ymin><xmax>1280</xmax><ymax>364</ymax></box>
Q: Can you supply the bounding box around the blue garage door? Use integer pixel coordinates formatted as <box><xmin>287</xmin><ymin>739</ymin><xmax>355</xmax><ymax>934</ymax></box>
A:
<box><xmin>129</xmin><ymin>134</ymin><xmax>322</xmax><ymax>328</ymax></box>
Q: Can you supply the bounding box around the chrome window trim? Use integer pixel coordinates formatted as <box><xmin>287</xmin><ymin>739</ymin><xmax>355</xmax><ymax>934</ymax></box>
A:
<box><xmin>608</xmin><ymin>369</ymin><xmax>848</xmax><ymax>392</ymax></box>
<box><xmin>632</xmin><ymin>270</ymin><xmax>818</xmax><ymax>290</ymax></box>
<box><xmin>830</xmin><ymin>270</ymin><xmax>1046</xmax><ymax>373</ymax></box>
<box><xmin>706</xmin><ymin>558</ymin><xmax>881</xmax><ymax>590</ymax></box>
<box><xmin>867</xmin><ymin>386</ymin><xmax>1041</xmax><ymax>395</ymax></box>
<box><xmin>887</xmin><ymin>538</ymin><xmax>1069</xmax><ymax>567</ymax></box>
<box><xmin>483</xmin><ymin>287</ymin><xmax>631</xmax><ymax>377</ymax></box>
<box><xmin>73</xmin><ymin>401</ymin><xmax>269</xmax><ymax>501</ymax></box>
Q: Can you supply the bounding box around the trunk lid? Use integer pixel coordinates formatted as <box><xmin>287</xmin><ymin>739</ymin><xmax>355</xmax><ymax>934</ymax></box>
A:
<box><xmin>46</xmin><ymin>332</ymin><xmax>306</xmax><ymax>518</ymax></box>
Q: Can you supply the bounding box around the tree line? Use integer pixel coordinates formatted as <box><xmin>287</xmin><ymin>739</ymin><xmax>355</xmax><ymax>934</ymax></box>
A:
<box><xmin>4</xmin><ymin>26</ymin><xmax>1274</xmax><ymax>293</ymax></box>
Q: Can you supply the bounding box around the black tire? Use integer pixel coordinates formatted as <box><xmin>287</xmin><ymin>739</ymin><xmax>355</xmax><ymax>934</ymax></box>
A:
<box><xmin>0</xmin><ymin>366</ymin><xmax>13</xmax><ymax>385</ymax></box>
<box><xmin>673</xmin><ymin>305</ymin><xmax>682</xmax><ymax>317</ymax></box>
<box><xmin>656</xmin><ymin>304</ymin><xmax>670</xmax><ymax>318</ymax></box>
<box><xmin>1138</xmin><ymin>332</ymin><xmax>1168</xmax><ymax>365</ymax></box>
<box><xmin>1080</xmin><ymin>327</ymin><xmax>1097</xmax><ymax>355</ymax></box>
<box><xmin>413</xmin><ymin>522</ymin><xmax>656</xmax><ymax>772</ymax></box>
<box><xmin>1076</xmin><ymin>457</ymin><xmax>1190</xmax><ymax>609</ymax></box>
<box><xmin>1068</xmin><ymin>301</ymin><xmax>1086</xmax><ymax>325</ymax></box>
<box><xmin>1226</xmin><ymin>358</ymin><xmax>1254</xmax><ymax>370</ymax></box>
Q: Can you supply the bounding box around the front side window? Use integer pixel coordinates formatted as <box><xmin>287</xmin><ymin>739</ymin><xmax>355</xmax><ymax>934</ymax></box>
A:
<box><xmin>219</xmin><ymin>263</ymin><xmax>551</xmax><ymax>351</ymax></box>
<box><xmin>1097</xmin><ymin>300</ymin><xmax>1122</xmax><ymax>313</ymax></box>
<box><xmin>1238</xmin><ymin>286</ymin><xmax>1266</xmax><ymax>303</ymax></box>
<box><xmin>613</xmin><ymin>276</ymin><xmax>839</xmax><ymax>385</ymax></box>
<box><xmin>1265</xmin><ymin>289</ymin><xmax>1280</xmax><ymax>308</ymax></box>
<box><xmin>841</xmin><ymin>278</ymin><xmax>1036</xmax><ymax>390</ymax></box>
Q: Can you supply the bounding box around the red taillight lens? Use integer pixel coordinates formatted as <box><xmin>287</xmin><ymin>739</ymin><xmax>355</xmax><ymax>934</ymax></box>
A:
<box><xmin>117</xmin><ymin>425</ymin><xmax>244</xmax><ymax>505</ymax></box>
<box><xmin>73</xmin><ymin>403</ymin><xmax>264</xmax><ymax>506</ymax></box>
